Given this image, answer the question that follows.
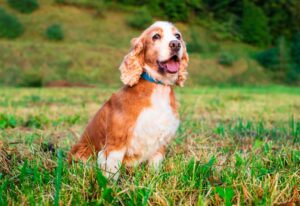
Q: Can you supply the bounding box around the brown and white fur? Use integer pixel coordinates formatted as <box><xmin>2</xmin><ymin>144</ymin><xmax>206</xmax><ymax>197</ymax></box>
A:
<box><xmin>68</xmin><ymin>21</ymin><xmax>189</xmax><ymax>179</ymax></box>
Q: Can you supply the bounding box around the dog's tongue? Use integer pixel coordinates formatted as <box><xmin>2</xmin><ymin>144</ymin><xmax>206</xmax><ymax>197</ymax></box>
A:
<box><xmin>165</xmin><ymin>60</ymin><xmax>180</xmax><ymax>73</ymax></box>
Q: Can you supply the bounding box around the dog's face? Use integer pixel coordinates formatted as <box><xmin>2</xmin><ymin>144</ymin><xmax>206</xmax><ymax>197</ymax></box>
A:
<box><xmin>143</xmin><ymin>22</ymin><xmax>184</xmax><ymax>74</ymax></box>
<box><xmin>119</xmin><ymin>21</ymin><xmax>189</xmax><ymax>86</ymax></box>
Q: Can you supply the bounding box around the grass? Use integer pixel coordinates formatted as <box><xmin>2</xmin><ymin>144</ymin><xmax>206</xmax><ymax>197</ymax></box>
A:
<box><xmin>0</xmin><ymin>86</ymin><xmax>299</xmax><ymax>205</ymax></box>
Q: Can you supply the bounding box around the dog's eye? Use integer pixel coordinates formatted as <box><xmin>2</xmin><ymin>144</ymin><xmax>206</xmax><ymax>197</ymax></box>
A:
<box><xmin>152</xmin><ymin>34</ymin><xmax>161</xmax><ymax>40</ymax></box>
<box><xmin>175</xmin><ymin>33</ymin><xmax>181</xmax><ymax>40</ymax></box>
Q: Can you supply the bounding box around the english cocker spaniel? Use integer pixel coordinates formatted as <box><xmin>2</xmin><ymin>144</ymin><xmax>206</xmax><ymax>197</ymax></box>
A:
<box><xmin>69</xmin><ymin>21</ymin><xmax>189</xmax><ymax>179</ymax></box>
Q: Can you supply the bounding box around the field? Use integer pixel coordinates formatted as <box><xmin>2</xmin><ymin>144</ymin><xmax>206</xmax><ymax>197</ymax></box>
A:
<box><xmin>0</xmin><ymin>86</ymin><xmax>299</xmax><ymax>205</ymax></box>
<box><xmin>0</xmin><ymin>0</ymin><xmax>299</xmax><ymax>205</ymax></box>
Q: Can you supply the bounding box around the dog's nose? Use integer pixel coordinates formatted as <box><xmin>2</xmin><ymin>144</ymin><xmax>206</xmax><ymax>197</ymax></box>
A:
<box><xmin>169</xmin><ymin>40</ymin><xmax>181</xmax><ymax>52</ymax></box>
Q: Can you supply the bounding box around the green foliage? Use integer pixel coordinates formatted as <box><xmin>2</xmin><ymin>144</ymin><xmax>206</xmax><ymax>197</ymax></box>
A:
<box><xmin>187</xmin><ymin>29</ymin><xmax>220</xmax><ymax>54</ymax></box>
<box><xmin>253</xmin><ymin>0</ymin><xmax>300</xmax><ymax>40</ymax></box>
<box><xmin>187</xmin><ymin>29</ymin><xmax>203</xmax><ymax>53</ymax></box>
<box><xmin>215</xmin><ymin>187</ymin><xmax>234</xmax><ymax>206</ymax></box>
<box><xmin>24</xmin><ymin>115</ymin><xmax>49</xmax><ymax>128</ymax></box>
<box><xmin>218</xmin><ymin>52</ymin><xmax>237</xmax><ymax>66</ymax></box>
<box><xmin>115</xmin><ymin>0</ymin><xmax>195</xmax><ymax>22</ymax></box>
<box><xmin>186</xmin><ymin>0</ymin><xmax>202</xmax><ymax>10</ymax></box>
<box><xmin>7</xmin><ymin>0</ymin><xmax>39</xmax><ymax>14</ymax></box>
<box><xmin>96</xmin><ymin>168</ymin><xmax>107</xmax><ymax>189</ymax></box>
<box><xmin>205</xmin><ymin>16</ymin><xmax>242</xmax><ymax>41</ymax></box>
<box><xmin>127</xmin><ymin>7</ymin><xmax>152</xmax><ymax>30</ymax></box>
<box><xmin>0</xmin><ymin>114</ymin><xmax>17</xmax><ymax>129</ymax></box>
<box><xmin>0</xmin><ymin>66</ymin><xmax>43</xmax><ymax>87</ymax></box>
<box><xmin>255</xmin><ymin>37</ymin><xmax>300</xmax><ymax>84</ymax></box>
<box><xmin>0</xmin><ymin>177</ymin><xmax>8</xmax><ymax>205</ymax></box>
<box><xmin>291</xmin><ymin>33</ymin><xmax>300</xmax><ymax>66</ymax></box>
<box><xmin>114</xmin><ymin>0</ymin><xmax>298</xmax><ymax>44</ymax></box>
<box><xmin>161</xmin><ymin>0</ymin><xmax>189</xmax><ymax>22</ymax></box>
<box><xmin>145</xmin><ymin>0</ymin><xmax>164</xmax><ymax>16</ymax></box>
<box><xmin>0</xmin><ymin>8</ymin><xmax>24</xmax><ymax>39</ymax></box>
<box><xmin>54</xmin><ymin>150</ymin><xmax>63</xmax><ymax>206</ymax></box>
<box><xmin>45</xmin><ymin>24</ymin><xmax>64</xmax><ymax>41</ymax></box>
<box><xmin>285</xmin><ymin>64</ymin><xmax>300</xmax><ymax>84</ymax></box>
<box><xmin>255</xmin><ymin>47</ymin><xmax>279</xmax><ymax>70</ymax></box>
<box><xmin>50</xmin><ymin>0</ymin><xmax>300</xmax><ymax>46</ymax></box>
<box><xmin>288</xmin><ymin>33</ymin><xmax>300</xmax><ymax>84</ymax></box>
<box><xmin>241</xmin><ymin>1</ymin><xmax>271</xmax><ymax>46</ymax></box>
<box><xmin>277</xmin><ymin>37</ymin><xmax>293</xmax><ymax>79</ymax></box>
<box><xmin>112</xmin><ymin>0</ymin><xmax>148</xmax><ymax>5</ymax></box>
<box><xmin>19</xmin><ymin>69</ymin><xmax>43</xmax><ymax>87</ymax></box>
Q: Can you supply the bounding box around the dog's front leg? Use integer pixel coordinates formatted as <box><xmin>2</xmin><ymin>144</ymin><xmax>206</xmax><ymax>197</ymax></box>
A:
<box><xmin>97</xmin><ymin>147</ymin><xmax>126</xmax><ymax>180</ymax></box>
<box><xmin>148</xmin><ymin>146</ymin><xmax>166</xmax><ymax>171</ymax></box>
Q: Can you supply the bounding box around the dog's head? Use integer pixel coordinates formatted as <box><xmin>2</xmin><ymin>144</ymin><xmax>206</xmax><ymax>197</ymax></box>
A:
<box><xmin>119</xmin><ymin>21</ymin><xmax>189</xmax><ymax>86</ymax></box>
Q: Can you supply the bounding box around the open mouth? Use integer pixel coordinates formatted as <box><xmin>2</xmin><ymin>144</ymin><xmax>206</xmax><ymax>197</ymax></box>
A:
<box><xmin>157</xmin><ymin>55</ymin><xmax>180</xmax><ymax>74</ymax></box>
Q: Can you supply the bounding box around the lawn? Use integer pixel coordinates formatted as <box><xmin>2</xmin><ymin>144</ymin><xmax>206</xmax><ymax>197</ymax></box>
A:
<box><xmin>0</xmin><ymin>86</ymin><xmax>299</xmax><ymax>205</ymax></box>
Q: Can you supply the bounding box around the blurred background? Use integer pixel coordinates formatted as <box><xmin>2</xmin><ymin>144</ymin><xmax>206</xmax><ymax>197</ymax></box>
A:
<box><xmin>0</xmin><ymin>0</ymin><xmax>299</xmax><ymax>87</ymax></box>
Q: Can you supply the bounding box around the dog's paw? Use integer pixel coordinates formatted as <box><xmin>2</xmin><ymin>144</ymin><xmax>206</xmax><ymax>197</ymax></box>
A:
<box><xmin>97</xmin><ymin>149</ymin><xmax>125</xmax><ymax>180</ymax></box>
<box><xmin>148</xmin><ymin>152</ymin><xmax>164</xmax><ymax>172</ymax></box>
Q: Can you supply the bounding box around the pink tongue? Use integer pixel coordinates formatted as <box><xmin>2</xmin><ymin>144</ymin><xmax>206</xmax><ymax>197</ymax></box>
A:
<box><xmin>166</xmin><ymin>60</ymin><xmax>180</xmax><ymax>73</ymax></box>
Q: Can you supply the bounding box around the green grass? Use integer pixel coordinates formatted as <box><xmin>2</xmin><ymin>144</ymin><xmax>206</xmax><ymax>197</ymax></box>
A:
<box><xmin>0</xmin><ymin>86</ymin><xmax>299</xmax><ymax>205</ymax></box>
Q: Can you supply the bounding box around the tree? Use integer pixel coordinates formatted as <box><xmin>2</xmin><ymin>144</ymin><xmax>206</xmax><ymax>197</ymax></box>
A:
<box><xmin>241</xmin><ymin>1</ymin><xmax>271</xmax><ymax>46</ymax></box>
<box><xmin>291</xmin><ymin>33</ymin><xmax>300</xmax><ymax>66</ymax></box>
<box><xmin>162</xmin><ymin>0</ymin><xmax>189</xmax><ymax>22</ymax></box>
<box><xmin>0</xmin><ymin>8</ymin><xmax>24</xmax><ymax>39</ymax></box>
<box><xmin>7</xmin><ymin>0</ymin><xmax>39</xmax><ymax>14</ymax></box>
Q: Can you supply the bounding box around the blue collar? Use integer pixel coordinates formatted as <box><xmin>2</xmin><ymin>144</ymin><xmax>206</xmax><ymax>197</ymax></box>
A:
<box><xmin>141</xmin><ymin>72</ymin><xmax>162</xmax><ymax>84</ymax></box>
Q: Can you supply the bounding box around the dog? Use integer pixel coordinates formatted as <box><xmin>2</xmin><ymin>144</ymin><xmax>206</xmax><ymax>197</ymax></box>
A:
<box><xmin>68</xmin><ymin>21</ymin><xmax>189</xmax><ymax>179</ymax></box>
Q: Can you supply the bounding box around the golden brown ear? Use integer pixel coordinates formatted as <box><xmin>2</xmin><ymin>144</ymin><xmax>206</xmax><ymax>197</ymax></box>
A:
<box><xmin>119</xmin><ymin>37</ymin><xmax>144</xmax><ymax>86</ymax></box>
<box><xmin>176</xmin><ymin>44</ymin><xmax>189</xmax><ymax>87</ymax></box>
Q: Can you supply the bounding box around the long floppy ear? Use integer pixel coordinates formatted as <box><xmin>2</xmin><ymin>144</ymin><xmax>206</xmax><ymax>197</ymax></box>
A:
<box><xmin>119</xmin><ymin>37</ymin><xmax>144</xmax><ymax>86</ymax></box>
<box><xmin>176</xmin><ymin>44</ymin><xmax>189</xmax><ymax>87</ymax></box>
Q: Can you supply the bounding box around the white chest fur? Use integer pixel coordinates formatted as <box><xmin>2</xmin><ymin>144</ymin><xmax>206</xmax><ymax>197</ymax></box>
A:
<box><xmin>126</xmin><ymin>85</ymin><xmax>180</xmax><ymax>164</ymax></box>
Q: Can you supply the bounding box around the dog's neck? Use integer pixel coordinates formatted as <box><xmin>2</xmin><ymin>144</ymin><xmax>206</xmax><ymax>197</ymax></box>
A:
<box><xmin>143</xmin><ymin>64</ymin><xmax>178</xmax><ymax>86</ymax></box>
<box><xmin>141</xmin><ymin>72</ymin><xmax>162</xmax><ymax>84</ymax></box>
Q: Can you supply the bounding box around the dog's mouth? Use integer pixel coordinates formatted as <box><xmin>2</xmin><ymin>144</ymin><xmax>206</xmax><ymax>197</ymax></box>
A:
<box><xmin>157</xmin><ymin>55</ymin><xmax>180</xmax><ymax>74</ymax></box>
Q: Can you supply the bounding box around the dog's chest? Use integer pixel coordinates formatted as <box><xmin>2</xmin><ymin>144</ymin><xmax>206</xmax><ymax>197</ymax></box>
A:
<box><xmin>127</xmin><ymin>86</ymin><xmax>179</xmax><ymax>162</ymax></box>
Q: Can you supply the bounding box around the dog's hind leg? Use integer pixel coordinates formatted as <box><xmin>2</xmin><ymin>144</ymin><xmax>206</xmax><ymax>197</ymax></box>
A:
<box><xmin>68</xmin><ymin>142</ymin><xmax>96</xmax><ymax>164</ymax></box>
